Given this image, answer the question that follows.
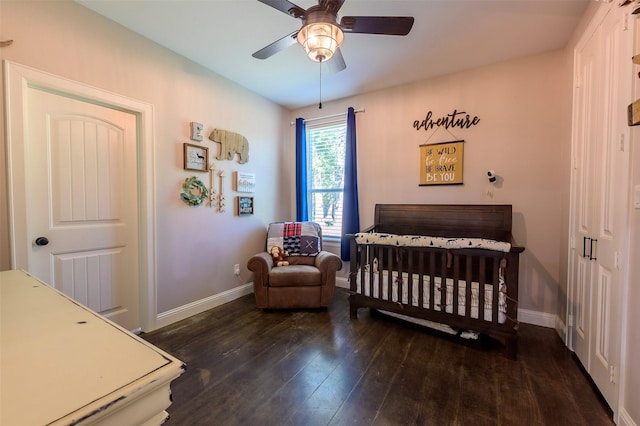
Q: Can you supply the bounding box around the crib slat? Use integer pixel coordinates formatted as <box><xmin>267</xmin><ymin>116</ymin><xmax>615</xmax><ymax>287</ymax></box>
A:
<box><xmin>369</xmin><ymin>245</ymin><xmax>376</xmax><ymax>298</ymax></box>
<box><xmin>407</xmin><ymin>249</ymin><xmax>413</xmax><ymax>306</ymax></box>
<box><xmin>465</xmin><ymin>255</ymin><xmax>472</xmax><ymax>318</ymax></box>
<box><xmin>429</xmin><ymin>251</ymin><xmax>436</xmax><ymax>311</ymax></box>
<box><xmin>362</xmin><ymin>244</ymin><xmax>367</xmax><ymax>296</ymax></box>
<box><xmin>364</xmin><ymin>245</ymin><xmax>371</xmax><ymax>297</ymax></box>
<box><xmin>418</xmin><ymin>251</ymin><xmax>425</xmax><ymax>309</ymax></box>
<box><xmin>397</xmin><ymin>248</ymin><xmax>404</xmax><ymax>305</ymax></box>
<box><xmin>377</xmin><ymin>246</ymin><xmax>383</xmax><ymax>300</ymax></box>
<box><xmin>439</xmin><ymin>251</ymin><xmax>447</xmax><ymax>313</ymax></box>
<box><xmin>479</xmin><ymin>256</ymin><xmax>486</xmax><ymax>321</ymax></box>
<box><xmin>359</xmin><ymin>245</ymin><xmax>366</xmax><ymax>296</ymax></box>
<box><xmin>452</xmin><ymin>252</ymin><xmax>460</xmax><ymax>316</ymax></box>
<box><xmin>386</xmin><ymin>246</ymin><xmax>393</xmax><ymax>302</ymax></box>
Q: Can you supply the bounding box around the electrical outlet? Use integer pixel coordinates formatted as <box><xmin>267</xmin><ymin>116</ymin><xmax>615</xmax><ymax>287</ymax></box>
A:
<box><xmin>234</xmin><ymin>264</ymin><xmax>240</xmax><ymax>276</ymax></box>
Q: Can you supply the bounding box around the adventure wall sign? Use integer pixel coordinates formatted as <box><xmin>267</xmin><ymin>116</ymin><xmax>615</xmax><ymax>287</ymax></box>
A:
<box><xmin>413</xmin><ymin>109</ymin><xmax>480</xmax><ymax>131</ymax></box>
<box><xmin>419</xmin><ymin>140</ymin><xmax>464</xmax><ymax>186</ymax></box>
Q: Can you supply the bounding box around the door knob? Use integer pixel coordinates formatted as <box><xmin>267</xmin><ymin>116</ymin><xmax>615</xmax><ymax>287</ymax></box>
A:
<box><xmin>34</xmin><ymin>237</ymin><xmax>49</xmax><ymax>246</ymax></box>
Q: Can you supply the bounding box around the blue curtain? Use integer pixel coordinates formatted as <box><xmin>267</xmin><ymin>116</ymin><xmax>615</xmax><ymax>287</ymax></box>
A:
<box><xmin>341</xmin><ymin>107</ymin><xmax>360</xmax><ymax>261</ymax></box>
<box><xmin>295</xmin><ymin>117</ymin><xmax>308</xmax><ymax>222</ymax></box>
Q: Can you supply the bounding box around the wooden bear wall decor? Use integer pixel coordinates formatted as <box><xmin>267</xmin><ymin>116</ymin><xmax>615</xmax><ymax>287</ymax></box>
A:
<box><xmin>208</xmin><ymin>129</ymin><xmax>249</xmax><ymax>164</ymax></box>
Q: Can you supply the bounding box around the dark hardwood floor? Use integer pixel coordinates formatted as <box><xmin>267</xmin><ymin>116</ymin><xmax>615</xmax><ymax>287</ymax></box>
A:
<box><xmin>142</xmin><ymin>288</ymin><xmax>613</xmax><ymax>426</ymax></box>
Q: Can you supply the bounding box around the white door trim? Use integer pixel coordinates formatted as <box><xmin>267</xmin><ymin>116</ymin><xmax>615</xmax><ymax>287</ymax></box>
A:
<box><xmin>3</xmin><ymin>60</ymin><xmax>158</xmax><ymax>331</ymax></box>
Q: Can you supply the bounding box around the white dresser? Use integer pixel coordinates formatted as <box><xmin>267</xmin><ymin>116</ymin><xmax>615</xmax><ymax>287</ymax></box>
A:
<box><xmin>0</xmin><ymin>270</ymin><xmax>185</xmax><ymax>425</ymax></box>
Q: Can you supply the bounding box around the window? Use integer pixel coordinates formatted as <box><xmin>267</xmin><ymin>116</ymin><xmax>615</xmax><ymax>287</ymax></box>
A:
<box><xmin>306</xmin><ymin>119</ymin><xmax>347</xmax><ymax>239</ymax></box>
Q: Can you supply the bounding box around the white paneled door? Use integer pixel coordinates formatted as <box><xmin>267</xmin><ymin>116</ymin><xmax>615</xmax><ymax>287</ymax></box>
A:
<box><xmin>571</xmin><ymin>11</ymin><xmax>600</xmax><ymax>373</ymax></box>
<box><xmin>569</xmin><ymin>5</ymin><xmax>631</xmax><ymax>413</ymax></box>
<box><xmin>24</xmin><ymin>87</ymin><xmax>140</xmax><ymax>331</ymax></box>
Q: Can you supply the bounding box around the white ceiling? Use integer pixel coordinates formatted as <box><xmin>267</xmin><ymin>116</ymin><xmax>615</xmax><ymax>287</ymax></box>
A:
<box><xmin>76</xmin><ymin>0</ymin><xmax>590</xmax><ymax>110</ymax></box>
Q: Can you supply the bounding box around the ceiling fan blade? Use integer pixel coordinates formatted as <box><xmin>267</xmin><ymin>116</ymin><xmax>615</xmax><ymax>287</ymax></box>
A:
<box><xmin>252</xmin><ymin>31</ymin><xmax>299</xmax><ymax>59</ymax></box>
<box><xmin>340</xmin><ymin>16</ymin><xmax>415</xmax><ymax>36</ymax></box>
<box><xmin>328</xmin><ymin>47</ymin><xmax>346</xmax><ymax>73</ymax></box>
<box><xmin>320</xmin><ymin>0</ymin><xmax>346</xmax><ymax>14</ymax></box>
<box><xmin>257</xmin><ymin>0</ymin><xmax>306</xmax><ymax>19</ymax></box>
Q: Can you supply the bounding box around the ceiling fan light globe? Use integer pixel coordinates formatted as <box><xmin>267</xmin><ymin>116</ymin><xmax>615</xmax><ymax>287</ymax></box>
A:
<box><xmin>297</xmin><ymin>22</ymin><xmax>344</xmax><ymax>63</ymax></box>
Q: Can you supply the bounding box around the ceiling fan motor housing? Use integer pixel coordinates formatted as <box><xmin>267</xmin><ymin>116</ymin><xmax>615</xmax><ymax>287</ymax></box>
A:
<box><xmin>297</xmin><ymin>6</ymin><xmax>344</xmax><ymax>62</ymax></box>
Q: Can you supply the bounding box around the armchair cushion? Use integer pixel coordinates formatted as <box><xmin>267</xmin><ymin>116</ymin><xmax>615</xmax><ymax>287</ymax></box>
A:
<box><xmin>269</xmin><ymin>265</ymin><xmax>320</xmax><ymax>287</ymax></box>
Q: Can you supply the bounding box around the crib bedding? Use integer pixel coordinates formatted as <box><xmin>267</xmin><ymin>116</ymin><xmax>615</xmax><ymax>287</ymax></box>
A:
<box><xmin>354</xmin><ymin>232</ymin><xmax>512</xmax><ymax>252</ymax></box>
<box><xmin>356</xmin><ymin>270</ymin><xmax>507</xmax><ymax>321</ymax></box>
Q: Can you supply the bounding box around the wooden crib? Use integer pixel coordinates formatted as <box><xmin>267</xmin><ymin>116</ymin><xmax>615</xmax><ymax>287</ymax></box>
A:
<box><xmin>348</xmin><ymin>204</ymin><xmax>525</xmax><ymax>358</ymax></box>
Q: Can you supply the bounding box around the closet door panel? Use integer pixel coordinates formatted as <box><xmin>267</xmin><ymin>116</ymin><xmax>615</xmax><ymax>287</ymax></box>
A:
<box><xmin>571</xmin><ymin>21</ymin><xmax>602</xmax><ymax>370</ymax></box>
<box><xmin>587</xmin><ymin>6</ymin><xmax>630</xmax><ymax>407</ymax></box>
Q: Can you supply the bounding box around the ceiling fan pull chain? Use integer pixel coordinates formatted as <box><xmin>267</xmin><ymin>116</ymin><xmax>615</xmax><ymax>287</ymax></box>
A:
<box><xmin>319</xmin><ymin>60</ymin><xmax>323</xmax><ymax>109</ymax></box>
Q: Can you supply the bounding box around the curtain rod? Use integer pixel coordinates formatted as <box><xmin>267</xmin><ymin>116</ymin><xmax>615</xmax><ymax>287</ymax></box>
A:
<box><xmin>290</xmin><ymin>108</ymin><xmax>365</xmax><ymax>126</ymax></box>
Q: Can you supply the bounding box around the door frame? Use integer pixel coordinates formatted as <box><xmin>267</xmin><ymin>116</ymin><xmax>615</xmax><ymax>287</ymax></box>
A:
<box><xmin>3</xmin><ymin>60</ymin><xmax>158</xmax><ymax>331</ymax></box>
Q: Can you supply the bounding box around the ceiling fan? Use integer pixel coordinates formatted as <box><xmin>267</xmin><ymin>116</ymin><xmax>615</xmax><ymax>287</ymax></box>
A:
<box><xmin>252</xmin><ymin>0</ymin><xmax>415</xmax><ymax>72</ymax></box>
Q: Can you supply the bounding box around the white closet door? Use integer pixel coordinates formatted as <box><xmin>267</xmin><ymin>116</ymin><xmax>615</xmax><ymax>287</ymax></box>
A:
<box><xmin>569</xmin><ymin>5</ymin><xmax>631</xmax><ymax>412</ymax></box>
<box><xmin>571</xmin><ymin>14</ymin><xmax>602</xmax><ymax>372</ymax></box>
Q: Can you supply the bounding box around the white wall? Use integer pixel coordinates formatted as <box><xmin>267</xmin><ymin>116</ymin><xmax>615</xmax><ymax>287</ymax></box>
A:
<box><xmin>0</xmin><ymin>1</ymin><xmax>290</xmax><ymax>318</ymax></box>
<box><xmin>292</xmin><ymin>50</ymin><xmax>569</xmax><ymax>316</ymax></box>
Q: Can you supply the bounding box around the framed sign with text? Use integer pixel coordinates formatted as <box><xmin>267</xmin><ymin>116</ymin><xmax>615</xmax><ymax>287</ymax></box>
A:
<box><xmin>237</xmin><ymin>196</ymin><xmax>254</xmax><ymax>216</ymax></box>
<box><xmin>419</xmin><ymin>140</ymin><xmax>464</xmax><ymax>186</ymax></box>
<box><xmin>235</xmin><ymin>172</ymin><xmax>256</xmax><ymax>193</ymax></box>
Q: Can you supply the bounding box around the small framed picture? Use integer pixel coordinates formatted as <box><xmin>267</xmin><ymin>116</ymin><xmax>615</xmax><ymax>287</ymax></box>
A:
<box><xmin>190</xmin><ymin>121</ymin><xmax>204</xmax><ymax>141</ymax></box>
<box><xmin>237</xmin><ymin>196</ymin><xmax>254</xmax><ymax>216</ymax></box>
<box><xmin>235</xmin><ymin>172</ymin><xmax>256</xmax><ymax>193</ymax></box>
<box><xmin>184</xmin><ymin>143</ymin><xmax>209</xmax><ymax>172</ymax></box>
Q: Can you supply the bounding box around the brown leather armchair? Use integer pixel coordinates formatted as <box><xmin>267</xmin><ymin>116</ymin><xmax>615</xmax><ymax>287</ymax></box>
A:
<box><xmin>247</xmin><ymin>222</ymin><xmax>343</xmax><ymax>309</ymax></box>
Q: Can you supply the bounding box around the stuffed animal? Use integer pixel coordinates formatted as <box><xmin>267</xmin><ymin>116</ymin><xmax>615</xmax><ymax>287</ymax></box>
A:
<box><xmin>270</xmin><ymin>246</ymin><xmax>289</xmax><ymax>267</ymax></box>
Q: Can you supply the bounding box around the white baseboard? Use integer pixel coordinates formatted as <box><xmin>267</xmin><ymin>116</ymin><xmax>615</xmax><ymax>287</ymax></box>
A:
<box><xmin>516</xmin><ymin>308</ymin><xmax>555</xmax><ymax>328</ymax></box>
<box><xmin>336</xmin><ymin>276</ymin><xmax>349</xmax><ymax>288</ymax></box>
<box><xmin>154</xmin><ymin>283</ymin><xmax>254</xmax><ymax>330</ymax></box>
<box><xmin>618</xmin><ymin>408</ymin><xmax>638</xmax><ymax>426</ymax></box>
<box><xmin>555</xmin><ymin>316</ymin><xmax>567</xmax><ymax>344</ymax></box>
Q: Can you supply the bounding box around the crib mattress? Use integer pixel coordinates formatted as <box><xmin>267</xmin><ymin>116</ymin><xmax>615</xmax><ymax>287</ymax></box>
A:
<box><xmin>355</xmin><ymin>270</ymin><xmax>507</xmax><ymax>326</ymax></box>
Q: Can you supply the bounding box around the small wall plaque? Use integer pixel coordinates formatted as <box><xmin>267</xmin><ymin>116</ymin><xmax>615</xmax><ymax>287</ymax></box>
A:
<box><xmin>190</xmin><ymin>122</ymin><xmax>204</xmax><ymax>141</ymax></box>
<box><xmin>419</xmin><ymin>140</ymin><xmax>464</xmax><ymax>186</ymax></box>
<box><xmin>237</xmin><ymin>196</ymin><xmax>254</xmax><ymax>216</ymax></box>
<box><xmin>235</xmin><ymin>172</ymin><xmax>256</xmax><ymax>193</ymax></box>
<box><xmin>184</xmin><ymin>143</ymin><xmax>208</xmax><ymax>172</ymax></box>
